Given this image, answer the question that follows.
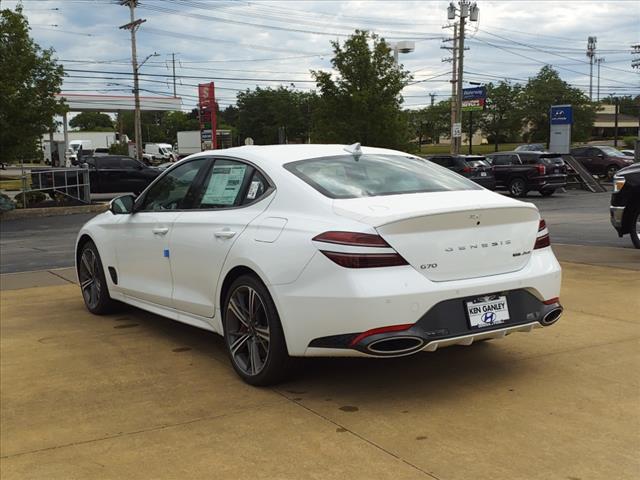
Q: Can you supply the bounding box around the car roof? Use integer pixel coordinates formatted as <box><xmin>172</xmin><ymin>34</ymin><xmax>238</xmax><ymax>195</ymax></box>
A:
<box><xmin>192</xmin><ymin>144</ymin><xmax>413</xmax><ymax>167</ymax></box>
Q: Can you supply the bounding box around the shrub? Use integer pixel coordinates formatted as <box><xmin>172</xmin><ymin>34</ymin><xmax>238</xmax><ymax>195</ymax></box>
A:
<box><xmin>14</xmin><ymin>190</ymin><xmax>46</xmax><ymax>208</ymax></box>
<box><xmin>109</xmin><ymin>143</ymin><xmax>129</xmax><ymax>155</ymax></box>
<box><xmin>623</xmin><ymin>136</ymin><xmax>638</xmax><ymax>148</ymax></box>
<box><xmin>0</xmin><ymin>193</ymin><xmax>16</xmax><ymax>212</ymax></box>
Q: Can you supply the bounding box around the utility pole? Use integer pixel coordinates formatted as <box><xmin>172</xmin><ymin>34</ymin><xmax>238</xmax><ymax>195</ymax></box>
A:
<box><xmin>596</xmin><ymin>57</ymin><xmax>604</xmax><ymax>102</ymax></box>
<box><xmin>119</xmin><ymin>0</ymin><xmax>145</xmax><ymax>161</ymax></box>
<box><xmin>442</xmin><ymin>22</ymin><xmax>458</xmax><ymax>154</ymax></box>
<box><xmin>613</xmin><ymin>97</ymin><xmax>619</xmax><ymax>148</ymax></box>
<box><xmin>171</xmin><ymin>52</ymin><xmax>177</xmax><ymax>97</ymax></box>
<box><xmin>586</xmin><ymin>36</ymin><xmax>597</xmax><ymax>101</ymax></box>
<box><xmin>429</xmin><ymin>93</ymin><xmax>436</xmax><ymax>107</ymax></box>
<box><xmin>446</xmin><ymin>1</ymin><xmax>478</xmax><ymax>154</ymax></box>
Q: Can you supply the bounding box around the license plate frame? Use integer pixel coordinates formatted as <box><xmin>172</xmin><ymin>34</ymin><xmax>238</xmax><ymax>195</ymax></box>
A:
<box><xmin>465</xmin><ymin>295</ymin><xmax>510</xmax><ymax>329</ymax></box>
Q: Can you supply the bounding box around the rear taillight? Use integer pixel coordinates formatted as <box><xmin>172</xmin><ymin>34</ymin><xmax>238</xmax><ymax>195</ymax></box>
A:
<box><xmin>312</xmin><ymin>231</ymin><xmax>388</xmax><ymax>247</ymax></box>
<box><xmin>313</xmin><ymin>231</ymin><xmax>408</xmax><ymax>268</ymax></box>
<box><xmin>537</xmin><ymin>164</ymin><xmax>546</xmax><ymax>176</ymax></box>
<box><xmin>462</xmin><ymin>165</ymin><xmax>472</xmax><ymax>173</ymax></box>
<box><xmin>534</xmin><ymin>219</ymin><xmax>550</xmax><ymax>249</ymax></box>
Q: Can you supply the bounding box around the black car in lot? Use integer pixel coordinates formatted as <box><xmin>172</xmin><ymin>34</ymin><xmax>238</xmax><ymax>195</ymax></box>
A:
<box><xmin>425</xmin><ymin>154</ymin><xmax>496</xmax><ymax>189</ymax></box>
<box><xmin>610</xmin><ymin>163</ymin><xmax>640</xmax><ymax>249</ymax></box>
<box><xmin>82</xmin><ymin>155</ymin><xmax>161</xmax><ymax>194</ymax></box>
<box><xmin>485</xmin><ymin>151</ymin><xmax>567</xmax><ymax>197</ymax></box>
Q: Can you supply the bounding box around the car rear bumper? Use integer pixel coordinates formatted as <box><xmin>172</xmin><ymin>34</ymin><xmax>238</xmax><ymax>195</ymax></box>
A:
<box><xmin>531</xmin><ymin>176</ymin><xmax>567</xmax><ymax>190</ymax></box>
<box><xmin>470</xmin><ymin>176</ymin><xmax>496</xmax><ymax>189</ymax></box>
<box><xmin>271</xmin><ymin>247</ymin><xmax>562</xmax><ymax>356</ymax></box>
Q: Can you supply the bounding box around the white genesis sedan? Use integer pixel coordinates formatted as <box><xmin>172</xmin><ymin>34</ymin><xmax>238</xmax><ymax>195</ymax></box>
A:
<box><xmin>76</xmin><ymin>144</ymin><xmax>563</xmax><ymax>385</ymax></box>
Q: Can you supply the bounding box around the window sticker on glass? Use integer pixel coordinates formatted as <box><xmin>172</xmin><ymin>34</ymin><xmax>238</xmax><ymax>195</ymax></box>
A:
<box><xmin>201</xmin><ymin>165</ymin><xmax>247</xmax><ymax>206</ymax></box>
<box><xmin>247</xmin><ymin>180</ymin><xmax>261</xmax><ymax>200</ymax></box>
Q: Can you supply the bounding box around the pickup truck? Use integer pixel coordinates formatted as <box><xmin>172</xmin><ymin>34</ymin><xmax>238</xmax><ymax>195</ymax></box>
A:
<box><xmin>83</xmin><ymin>155</ymin><xmax>160</xmax><ymax>194</ymax></box>
<box><xmin>32</xmin><ymin>155</ymin><xmax>160</xmax><ymax>196</ymax></box>
<box><xmin>485</xmin><ymin>151</ymin><xmax>568</xmax><ymax>197</ymax></box>
<box><xmin>610</xmin><ymin>163</ymin><xmax>640</xmax><ymax>249</ymax></box>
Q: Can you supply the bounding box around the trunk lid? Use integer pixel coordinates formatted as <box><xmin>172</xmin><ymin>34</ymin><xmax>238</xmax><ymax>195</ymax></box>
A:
<box><xmin>333</xmin><ymin>190</ymin><xmax>540</xmax><ymax>282</ymax></box>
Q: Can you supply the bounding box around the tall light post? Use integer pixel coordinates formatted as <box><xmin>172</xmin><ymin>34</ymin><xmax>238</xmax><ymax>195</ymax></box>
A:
<box><xmin>586</xmin><ymin>36</ymin><xmax>597</xmax><ymax>101</ymax></box>
<box><xmin>447</xmin><ymin>1</ymin><xmax>479</xmax><ymax>154</ymax></box>
<box><xmin>390</xmin><ymin>41</ymin><xmax>415</xmax><ymax>65</ymax></box>
<box><xmin>596</xmin><ymin>57</ymin><xmax>604</xmax><ymax>102</ymax></box>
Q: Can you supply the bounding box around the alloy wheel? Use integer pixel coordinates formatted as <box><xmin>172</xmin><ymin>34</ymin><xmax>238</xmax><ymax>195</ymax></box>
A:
<box><xmin>510</xmin><ymin>179</ymin><xmax>525</xmax><ymax>197</ymax></box>
<box><xmin>226</xmin><ymin>286</ymin><xmax>271</xmax><ymax>376</ymax></box>
<box><xmin>79</xmin><ymin>248</ymin><xmax>101</xmax><ymax>310</ymax></box>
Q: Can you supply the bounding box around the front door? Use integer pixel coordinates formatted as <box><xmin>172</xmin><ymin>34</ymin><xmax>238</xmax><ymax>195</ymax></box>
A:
<box><xmin>114</xmin><ymin>158</ymin><xmax>210</xmax><ymax>308</ymax></box>
<box><xmin>170</xmin><ymin>160</ymin><xmax>273</xmax><ymax>318</ymax></box>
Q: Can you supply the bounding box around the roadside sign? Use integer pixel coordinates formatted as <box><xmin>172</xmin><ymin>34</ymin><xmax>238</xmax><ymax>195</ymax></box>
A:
<box><xmin>550</xmin><ymin>105</ymin><xmax>573</xmax><ymax>125</ymax></box>
<box><xmin>200</xmin><ymin>130</ymin><xmax>212</xmax><ymax>141</ymax></box>
<box><xmin>462</xmin><ymin>86</ymin><xmax>486</xmax><ymax>112</ymax></box>
<box><xmin>452</xmin><ymin>122</ymin><xmax>462</xmax><ymax>138</ymax></box>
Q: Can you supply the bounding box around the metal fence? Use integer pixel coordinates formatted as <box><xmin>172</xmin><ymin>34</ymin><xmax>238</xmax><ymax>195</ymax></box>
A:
<box><xmin>21</xmin><ymin>167</ymin><xmax>91</xmax><ymax>207</ymax></box>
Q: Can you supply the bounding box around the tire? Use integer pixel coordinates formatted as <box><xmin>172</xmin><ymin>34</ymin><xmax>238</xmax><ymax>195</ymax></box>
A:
<box><xmin>540</xmin><ymin>189</ymin><xmax>555</xmax><ymax>197</ymax></box>
<box><xmin>223</xmin><ymin>274</ymin><xmax>293</xmax><ymax>386</ymax></box>
<box><xmin>605</xmin><ymin>165</ymin><xmax>618</xmax><ymax>180</ymax></box>
<box><xmin>78</xmin><ymin>241</ymin><xmax>116</xmax><ymax>314</ymax></box>
<box><xmin>508</xmin><ymin>178</ymin><xmax>527</xmax><ymax>198</ymax></box>
<box><xmin>630</xmin><ymin>208</ymin><xmax>640</xmax><ymax>249</ymax></box>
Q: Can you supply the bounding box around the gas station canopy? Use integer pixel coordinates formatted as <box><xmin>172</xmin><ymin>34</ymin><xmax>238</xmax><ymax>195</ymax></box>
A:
<box><xmin>56</xmin><ymin>93</ymin><xmax>183</xmax><ymax>112</ymax></box>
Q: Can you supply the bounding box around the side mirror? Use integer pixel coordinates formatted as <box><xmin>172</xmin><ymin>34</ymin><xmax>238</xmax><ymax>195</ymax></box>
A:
<box><xmin>597</xmin><ymin>153</ymin><xmax>605</xmax><ymax>159</ymax></box>
<box><xmin>110</xmin><ymin>194</ymin><xmax>135</xmax><ymax>215</ymax></box>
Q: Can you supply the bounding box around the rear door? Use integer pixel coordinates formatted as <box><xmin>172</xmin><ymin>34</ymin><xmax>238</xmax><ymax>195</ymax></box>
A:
<box><xmin>169</xmin><ymin>159</ymin><xmax>274</xmax><ymax>318</ymax></box>
<box><xmin>95</xmin><ymin>157</ymin><xmax>124</xmax><ymax>193</ymax></box>
<box><xmin>490</xmin><ymin>154</ymin><xmax>516</xmax><ymax>187</ymax></box>
<box><xmin>119</xmin><ymin>157</ymin><xmax>149</xmax><ymax>193</ymax></box>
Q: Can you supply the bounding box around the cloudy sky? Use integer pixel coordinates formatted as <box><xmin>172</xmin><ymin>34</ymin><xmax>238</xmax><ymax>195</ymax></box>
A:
<box><xmin>6</xmin><ymin>0</ymin><xmax>640</xmax><ymax>113</ymax></box>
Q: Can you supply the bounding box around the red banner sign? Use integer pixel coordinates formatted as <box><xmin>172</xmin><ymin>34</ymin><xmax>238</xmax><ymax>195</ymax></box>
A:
<box><xmin>198</xmin><ymin>82</ymin><xmax>217</xmax><ymax>149</ymax></box>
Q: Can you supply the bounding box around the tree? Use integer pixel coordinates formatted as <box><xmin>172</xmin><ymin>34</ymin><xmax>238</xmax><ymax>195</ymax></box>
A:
<box><xmin>602</xmin><ymin>94</ymin><xmax>640</xmax><ymax>116</ymax></box>
<box><xmin>69</xmin><ymin>112</ymin><xmax>114</xmax><ymax>131</ymax></box>
<box><xmin>236</xmin><ymin>87</ymin><xmax>316</xmax><ymax>144</ymax></box>
<box><xmin>476</xmin><ymin>81</ymin><xmax>523</xmax><ymax>150</ymax></box>
<box><xmin>0</xmin><ymin>6</ymin><xmax>65</xmax><ymax>162</ymax></box>
<box><xmin>520</xmin><ymin>66</ymin><xmax>596</xmax><ymax>143</ymax></box>
<box><xmin>311</xmin><ymin>30</ymin><xmax>412</xmax><ymax>149</ymax></box>
<box><xmin>117</xmin><ymin>110</ymin><xmax>199</xmax><ymax>144</ymax></box>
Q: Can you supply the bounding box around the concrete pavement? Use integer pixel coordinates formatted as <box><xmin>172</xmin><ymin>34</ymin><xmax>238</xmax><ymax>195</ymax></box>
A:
<box><xmin>1</xmin><ymin>250</ymin><xmax>639</xmax><ymax>479</ymax></box>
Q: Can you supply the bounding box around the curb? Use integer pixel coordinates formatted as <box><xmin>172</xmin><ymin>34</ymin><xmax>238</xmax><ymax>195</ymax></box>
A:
<box><xmin>0</xmin><ymin>203</ymin><xmax>108</xmax><ymax>221</ymax></box>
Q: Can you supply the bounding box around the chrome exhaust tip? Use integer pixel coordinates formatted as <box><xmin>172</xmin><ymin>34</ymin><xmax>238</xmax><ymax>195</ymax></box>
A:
<box><xmin>540</xmin><ymin>307</ymin><xmax>563</xmax><ymax>326</ymax></box>
<box><xmin>366</xmin><ymin>336</ymin><xmax>425</xmax><ymax>355</ymax></box>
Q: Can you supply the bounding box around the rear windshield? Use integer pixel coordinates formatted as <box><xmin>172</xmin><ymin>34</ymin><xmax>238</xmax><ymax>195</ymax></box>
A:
<box><xmin>465</xmin><ymin>159</ymin><xmax>489</xmax><ymax>167</ymax></box>
<box><xmin>284</xmin><ymin>154</ymin><xmax>480</xmax><ymax>199</ymax></box>
<box><xmin>540</xmin><ymin>155</ymin><xmax>565</xmax><ymax>165</ymax></box>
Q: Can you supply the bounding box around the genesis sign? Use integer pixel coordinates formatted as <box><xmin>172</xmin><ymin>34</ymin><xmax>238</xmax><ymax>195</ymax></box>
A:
<box><xmin>550</xmin><ymin>106</ymin><xmax>573</xmax><ymax>125</ymax></box>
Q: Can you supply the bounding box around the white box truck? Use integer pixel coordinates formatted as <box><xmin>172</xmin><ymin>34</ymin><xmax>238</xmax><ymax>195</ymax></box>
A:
<box><xmin>176</xmin><ymin>131</ymin><xmax>202</xmax><ymax>158</ymax></box>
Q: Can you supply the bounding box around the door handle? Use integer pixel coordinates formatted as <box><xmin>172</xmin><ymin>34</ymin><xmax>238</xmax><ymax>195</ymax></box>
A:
<box><xmin>214</xmin><ymin>229</ymin><xmax>236</xmax><ymax>239</ymax></box>
<box><xmin>152</xmin><ymin>227</ymin><xmax>169</xmax><ymax>235</ymax></box>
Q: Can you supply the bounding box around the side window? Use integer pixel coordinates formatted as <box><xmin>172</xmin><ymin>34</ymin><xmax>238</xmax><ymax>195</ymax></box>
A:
<box><xmin>139</xmin><ymin>159</ymin><xmax>207</xmax><ymax>211</ymax></box>
<box><xmin>432</xmin><ymin>156</ymin><xmax>454</xmax><ymax>167</ymax></box>
<box><xmin>197</xmin><ymin>160</ymin><xmax>251</xmax><ymax>209</ymax></box>
<box><xmin>242</xmin><ymin>170</ymin><xmax>270</xmax><ymax>205</ymax></box>
<box><xmin>492</xmin><ymin>155</ymin><xmax>511</xmax><ymax>166</ymax></box>
<box><xmin>99</xmin><ymin>157</ymin><xmax>122</xmax><ymax>170</ymax></box>
<box><xmin>121</xmin><ymin>158</ymin><xmax>142</xmax><ymax>170</ymax></box>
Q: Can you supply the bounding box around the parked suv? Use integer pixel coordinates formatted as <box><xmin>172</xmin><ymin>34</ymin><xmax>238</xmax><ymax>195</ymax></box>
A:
<box><xmin>570</xmin><ymin>145</ymin><xmax>634</xmax><ymax>180</ymax></box>
<box><xmin>425</xmin><ymin>155</ymin><xmax>496</xmax><ymax>189</ymax></box>
<box><xmin>485</xmin><ymin>151</ymin><xmax>567</xmax><ymax>197</ymax></box>
<box><xmin>610</xmin><ymin>163</ymin><xmax>640</xmax><ymax>249</ymax></box>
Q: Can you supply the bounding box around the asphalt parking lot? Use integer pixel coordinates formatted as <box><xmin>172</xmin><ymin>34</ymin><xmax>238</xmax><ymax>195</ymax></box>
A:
<box><xmin>1</xmin><ymin>189</ymin><xmax>639</xmax><ymax>479</ymax></box>
<box><xmin>0</xmin><ymin>189</ymin><xmax>633</xmax><ymax>274</ymax></box>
